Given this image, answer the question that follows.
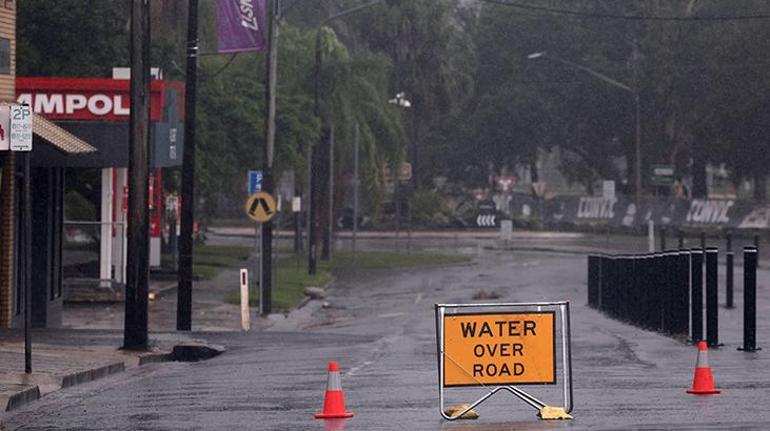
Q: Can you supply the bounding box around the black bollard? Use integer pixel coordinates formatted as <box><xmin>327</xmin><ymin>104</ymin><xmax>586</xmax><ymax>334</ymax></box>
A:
<box><xmin>678</xmin><ymin>230</ymin><xmax>685</xmax><ymax>249</ymax></box>
<box><xmin>587</xmin><ymin>255</ymin><xmax>599</xmax><ymax>307</ymax></box>
<box><xmin>700</xmin><ymin>231</ymin><xmax>706</xmax><ymax>250</ymax></box>
<box><xmin>690</xmin><ymin>248</ymin><xmax>703</xmax><ymax>343</ymax></box>
<box><xmin>739</xmin><ymin>247</ymin><xmax>761</xmax><ymax>352</ymax></box>
<box><xmin>675</xmin><ymin>250</ymin><xmax>691</xmax><ymax>336</ymax></box>
<box><xmin>660</xmin><ymin>227</ymin><xmax>667</xmax><ymax>251</ymax></box>
<box><xmin>726</xmin><ymin>232</ymin><xmax>734</xmax><ymax>309</ymax></box>
<box><xmin>705</xmin><ymin>247</ymin><xmax>719</xmax><ymax>347</ymax></box>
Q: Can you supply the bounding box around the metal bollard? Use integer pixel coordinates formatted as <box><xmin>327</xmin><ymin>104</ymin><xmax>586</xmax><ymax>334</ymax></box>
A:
<box><xmin>705</xmin><ymin>247</ymin><xmax>719</xmax><ymax>346</ymax></box>
<box><xmin>690</xmin><ymin>248</ymin><xmax>703</xmax><ymax>343</ymax></box>
<box><xmin>676</xmin><ymin>250</ymin><xmax>691</xmax><ymax>336</ymax></box>
<box><xmin>660</xmin><ymin>227</ymin><xmax>667</xmax><ymax>252</ymax></box>
<box><xmin>726</xmin><ymin>232</ymin><xmax>734</xmax><ymax>309</ymax></box>
<box><xmin>739</xmin><ymin>246</ymin><xmax>761</xmax><ymax>352</ymax></box>
<box><xmin>587</xmin><ymin>255</ymin><xmax>599</xmax><ymax>307</ymax></box>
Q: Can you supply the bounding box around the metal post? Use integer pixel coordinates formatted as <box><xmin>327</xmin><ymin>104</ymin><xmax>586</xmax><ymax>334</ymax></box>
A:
<box><xmin>726</xmin><ymin>232</ymin><xmax>734</xmax><ymax>309</ymax></box>
<box><xmin>633</xmin><ymin>42</ymin><xmax>642</xmax><ymax>208</ymax></box>
<box><xmin>700</xmin><ymin>231</ymin><xmax>706</xmax><ymax>250</ymax></box>
<box><xmin>587</xmin><ymin>255</ymin><xmax>598</xmax><ymax>307</ymax></box>
<box><xmin>352</xmin><ymin>123</ymin><xmax>359</xmax><ymax>260</ymax></box>
<box><xmin>23</xmin><ymin>153</ymin><xmax>32</xmax><ymax>373</ymax></box>
<box><xmin>177</xmin><ymin>0</ymin><xmax>199</xmax><ymax>332</ymax></box>
<box><xmin>739</xmin><ymin>246</ymin><xmax>760</xmax><ymax>352</ymax></box>
<box><xmin>705</xmin><ymin>247</ymin><xmax>719</xmax><ymax>347</ymax></box>
<box><xmin>690</xmin><ymin>248</ymin><xmax>703</xmax><ymax>343</ymax></box>
<box><xmin>325</xmin><ymin>124</ymin><xmax>334</xmax><ymax>261</ymax></box>
<box><xmin>659</xmin><ymin>226</ymin><xmax>666</xmax><ymax>251</ymax></box>
<box><xmin>753</xmin><ymin>233</ymin><xmax>760</xmax><ymax>251</ymax></box>
<box><xmin>261</xmin><ymin>0</ymin><xmax>278</xmax><ymax>315</ymax></box>
<box><xmin>676</xmin><ymin>250</ymin><xmax>691</xmax><ymax>336</ymax></box>
<box><xmin>124</xmin><ymin>0</ymin><xmax>151</xmax><ymax>350</ymax></box>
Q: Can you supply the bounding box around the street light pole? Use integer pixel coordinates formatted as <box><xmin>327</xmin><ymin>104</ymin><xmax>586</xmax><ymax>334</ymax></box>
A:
<box><xmin>261</xmin><ymin>0</ymin><xmax>279</xmax><ymax>315</ymax></box>
<box><xmin>177</xmin><ymin>0</ymin><xmax>198</xmax><ymax>332</ymax></box>
<box><xmin>528</xmin><ymin>51</ymin><xmax>642</xmax><ymax>205</ymax></box>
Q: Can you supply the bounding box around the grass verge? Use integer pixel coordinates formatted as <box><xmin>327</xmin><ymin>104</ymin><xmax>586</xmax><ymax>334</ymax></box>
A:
<box><xmin>192</xmin><ymin>244</ymin><xmax>252</xmax><ymax>280</ymax></box>
<box><xmin>226</xmin><ymin>250</ymin><xmax>470</xmax><ymax>312</ymax></box>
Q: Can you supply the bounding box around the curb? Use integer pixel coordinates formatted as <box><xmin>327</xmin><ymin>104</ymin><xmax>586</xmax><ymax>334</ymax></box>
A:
<box><xmin>0</xmin><ymin>342</ymin><xmax>224</xmax><ymax>412</ymax></box>
<box><xmin>60</xmin><ymin>362</ymin><xmax>126</xmax><ymax>389</ymax></box>
<box><xmin>0</xmin><ymin>384</ymin><xmax>40</xmax><ymax>412</ymax></box>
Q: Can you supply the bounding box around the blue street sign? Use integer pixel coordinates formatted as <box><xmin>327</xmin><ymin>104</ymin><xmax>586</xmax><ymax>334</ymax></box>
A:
<box><xmin>248</xmin><ymin>170</ymin><xmax>263</xmax><ymax>194</ymax></box>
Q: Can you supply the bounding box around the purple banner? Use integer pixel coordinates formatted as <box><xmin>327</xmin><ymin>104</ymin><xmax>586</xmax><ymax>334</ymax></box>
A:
<box><xmin>216</xmin><ymin>0</ymin><xmax>267</xmax><ymax>53</ymax></box>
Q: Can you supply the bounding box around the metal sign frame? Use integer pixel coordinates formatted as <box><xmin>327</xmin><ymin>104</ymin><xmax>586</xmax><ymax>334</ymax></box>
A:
<box><xmin>435</xmin><ymin>301</ymin><xmax>573</xmax><ymax>420</ymax></box>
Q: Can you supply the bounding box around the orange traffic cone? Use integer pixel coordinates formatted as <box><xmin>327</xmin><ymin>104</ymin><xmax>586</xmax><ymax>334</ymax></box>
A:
<box><xmin>687</xmin><ymin>341</ymin><xmax>721</xmax><ymax>395</ymax></box>
<box><xmin>315</xmin><ymin>362</ymin><xmax>354</xmax><ymax>419</ymax></box>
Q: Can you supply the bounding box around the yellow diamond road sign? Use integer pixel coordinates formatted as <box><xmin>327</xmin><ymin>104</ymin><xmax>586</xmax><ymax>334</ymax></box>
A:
<box><xmin>245</xmin><ymin>192</ymin><xmax>277</xmax><ymax>223</ymax></box>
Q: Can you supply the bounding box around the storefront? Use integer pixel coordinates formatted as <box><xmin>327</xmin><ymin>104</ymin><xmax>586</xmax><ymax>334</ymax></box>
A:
<box><xmin>16</xmin><ymin>75</ymin><xmax>184</xmax><ymax>311</ymax></box>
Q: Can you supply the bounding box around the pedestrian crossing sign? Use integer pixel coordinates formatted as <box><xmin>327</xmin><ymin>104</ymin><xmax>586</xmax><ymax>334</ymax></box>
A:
<box><xmin>245</xmin><ymin>192</ymin><xmax>277</xmax><ymax>223</ymax></box>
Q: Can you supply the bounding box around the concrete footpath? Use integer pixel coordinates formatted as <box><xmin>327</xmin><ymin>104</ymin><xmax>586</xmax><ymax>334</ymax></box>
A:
<box><xmin>0</xmin><ymin>329</ymin><xmax>221</xmax><ymax>412</ymax></box>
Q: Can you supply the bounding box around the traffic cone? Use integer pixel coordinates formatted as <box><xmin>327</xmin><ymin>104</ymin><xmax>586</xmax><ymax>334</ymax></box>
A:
<box><xmin>687</xmin><ymin>341</ymin><xmax>721</xmax><ymax>395</ymax></box>
<box><xmin>315</xmin><ymin>361</ymin><xmax>354</xmax><ymax>419</ymax></box>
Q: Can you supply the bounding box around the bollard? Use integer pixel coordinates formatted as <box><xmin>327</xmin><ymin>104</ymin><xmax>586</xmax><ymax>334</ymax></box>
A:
<box><xmin>726</xmin><ymin>233</ymin><xmax>734</xmax><ymax>309</ymax></box>
<box><xmin>675</xmin><ymin>250</ymin><xmax>691</xmax><ymax>336</ymax></box>
<box><xmin>705</xmin><ymin>248</ymin><xmax>719</xmax><ymax>347</ymax></box>
<box><xmin>690</xmin><ymin>249</ymin><xmax>703</xmax><ymax>344</ymax></box>
<box><xmin>700</xmin><ymin>231</ymin><xmax>706</xmax><ymax>250</ymax></box>
<box><xmin>662</xmin><ymin>251</ymin><xmax>678</xmax><ymax>334</ymax></box>
<box><xmin>240</xmin><ymin>268</ymin><xmax>250</xmax><ymax>331</ymax></box>
<box><xmin>587</xmin><ymin>255</ymin><xmax>599</xmax><ymax>307</ymax></box>
<box><xmin>678</xmin><ymin>230</ymin><xmax>685</xmax><ymax>249</ymax></box>
<box><xmin>660</xmin><ymin>227</ymin><xmax>667</xmax><ymax>252</ymax></box>
<box><xmin>739</xmin><ymin>247</ymin><xmax>761</xmax><ymax>352</ymax></box>
<box><xmin>648</xmin><ymin>220</ymin><xmax>655</xmax><ymax>253</ymax></box>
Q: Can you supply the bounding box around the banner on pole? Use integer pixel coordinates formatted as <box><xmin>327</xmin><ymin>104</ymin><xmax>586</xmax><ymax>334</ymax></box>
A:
<box><xmin>216</xmin><ymin>0</ymin><xmax>267</xmax><ymax>53</ymax></box>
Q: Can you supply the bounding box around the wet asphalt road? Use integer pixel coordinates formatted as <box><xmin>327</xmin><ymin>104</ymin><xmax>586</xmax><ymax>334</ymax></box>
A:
<box><xmin>1</xmin><ymin>245</ymin><xmax>770</xmax><ymax>430</ymax></box>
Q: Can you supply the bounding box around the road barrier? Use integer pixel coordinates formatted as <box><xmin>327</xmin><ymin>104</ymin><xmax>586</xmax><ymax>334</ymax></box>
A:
<box><xmin>726</xmin><ymin>233</ymin><xmax>734</xmax><ymax>309</ymax></box>
<box><xmin>435</xmin><ymin>302</ymin><xmax>573</xmax><ymax>421</ymax></box>
<box><xmin>588</xmin><ymin>251</ymin><xmax>692</xmax><ymax>338</ymax></box>
<box><xmin>589</xmin><ymin>246</ymin><xmax>760</xmax><ymax>346</ymax></box>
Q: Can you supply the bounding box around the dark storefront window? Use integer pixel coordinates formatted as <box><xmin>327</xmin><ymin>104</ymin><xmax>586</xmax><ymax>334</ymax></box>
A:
<box><xmin>0</xmin><ymin>38</ymin><xmax>9</xmax><ymax>74</ymax></box>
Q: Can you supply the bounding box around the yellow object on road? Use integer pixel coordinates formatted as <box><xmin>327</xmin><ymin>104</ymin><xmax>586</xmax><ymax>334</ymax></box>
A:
<box><xmin>444</xmin><ymin>404</ymin><xmax>480</xmax><ymax>419</ymax></box>
<box><xmin>538</xmin><ymin>406</ymin><xmax>572</xmax><ymax>420</ymax></box>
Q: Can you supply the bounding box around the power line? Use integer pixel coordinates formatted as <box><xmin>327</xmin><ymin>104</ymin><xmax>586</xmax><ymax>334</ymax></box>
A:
<box><xmin>479</xmin><ymin>0</ymin><xmax>770</xmax><ymax>21</ymax></box>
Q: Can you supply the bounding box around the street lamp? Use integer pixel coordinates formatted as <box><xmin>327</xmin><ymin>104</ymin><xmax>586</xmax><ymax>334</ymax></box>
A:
<box><xmin>388</xmin><ymin>92</ymin><xmax>412</xmax><ymax>253</ymax></box>
<box><xmin>528</xmin><ymin>50</ymin><xmax>642</xmax><ymax>206</ymax></box>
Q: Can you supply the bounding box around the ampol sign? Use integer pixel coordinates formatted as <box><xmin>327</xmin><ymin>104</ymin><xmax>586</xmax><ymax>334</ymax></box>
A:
<box><xmin>16</xmin><ymin>77</ymin><xmax>164</xmax><ymax>122</ymax></box>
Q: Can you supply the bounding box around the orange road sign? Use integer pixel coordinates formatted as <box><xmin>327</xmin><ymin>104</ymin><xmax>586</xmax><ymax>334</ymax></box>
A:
<box><xmin>443</xmin><ymin>311</ymin><xmax>555</xmax><ymax>386</ymax></box>
<box><xmin>245</xmin><ymin>192</ymin><xmax>277</xmax><ymax>223</ymax></box>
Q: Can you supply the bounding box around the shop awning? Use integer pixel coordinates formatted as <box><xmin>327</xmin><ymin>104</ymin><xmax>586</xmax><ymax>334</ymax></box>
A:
<box><xmin>33</xmin><ymin>113</ymin><xmax>97</xmax><ymax>154</ymax></box>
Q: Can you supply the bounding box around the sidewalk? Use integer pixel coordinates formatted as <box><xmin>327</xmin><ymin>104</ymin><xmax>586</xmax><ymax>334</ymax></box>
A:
<box><xmin>0</xmin><ymin>329</ymin><xmax>220</xmax><ymax>412</ymax></box>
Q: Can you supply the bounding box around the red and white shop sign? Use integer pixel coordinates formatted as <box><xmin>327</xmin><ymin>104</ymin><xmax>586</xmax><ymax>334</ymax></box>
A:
<box><xmin>16</xmin><ymin>77</ymin><xmax>165</xmax><ymax>122</ymax></box>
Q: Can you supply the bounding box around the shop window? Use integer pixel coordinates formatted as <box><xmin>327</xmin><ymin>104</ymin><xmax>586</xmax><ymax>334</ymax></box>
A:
<box><xmin>0</xmin><ymin>38</ymin><xmax>9</xmax><ymax>74</ymax></box>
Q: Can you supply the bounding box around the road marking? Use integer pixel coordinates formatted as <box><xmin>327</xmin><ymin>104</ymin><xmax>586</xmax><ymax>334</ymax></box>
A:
<box><xmin>347</xmin><ymin>360</ymin><xmax>372</xmax><ymax>376</ymax></box>
<box><xmin>414</xmin><ymin>293</ymin><xmax>423</xmax><ymax>305</ymax></box>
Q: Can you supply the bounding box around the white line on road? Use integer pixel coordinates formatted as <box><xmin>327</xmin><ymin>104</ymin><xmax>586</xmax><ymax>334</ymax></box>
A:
<box><xmin>414</xmin><ymin>293</ymin><xmax>423</xmax><ymax>305</ymax></box>
<box><xmin>377</xmin><ymin>312</ymin><xmax>406</xmax><ymax>319</ymax></box>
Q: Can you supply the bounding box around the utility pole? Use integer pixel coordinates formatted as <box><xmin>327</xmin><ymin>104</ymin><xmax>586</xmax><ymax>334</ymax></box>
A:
<box><xmin>261</xmin><ymin>0</ymin><xmax>279</xmax><ymax>314</ymax></box>
<box><xmin>124</xmin><ymin>0</ymin><xmax>151</xmax><ymax>350</ymax></box>
<box><xmin>177</xmin><ymin>0</ymin><xmax>198</xmax><ymax>332</ymax></box>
